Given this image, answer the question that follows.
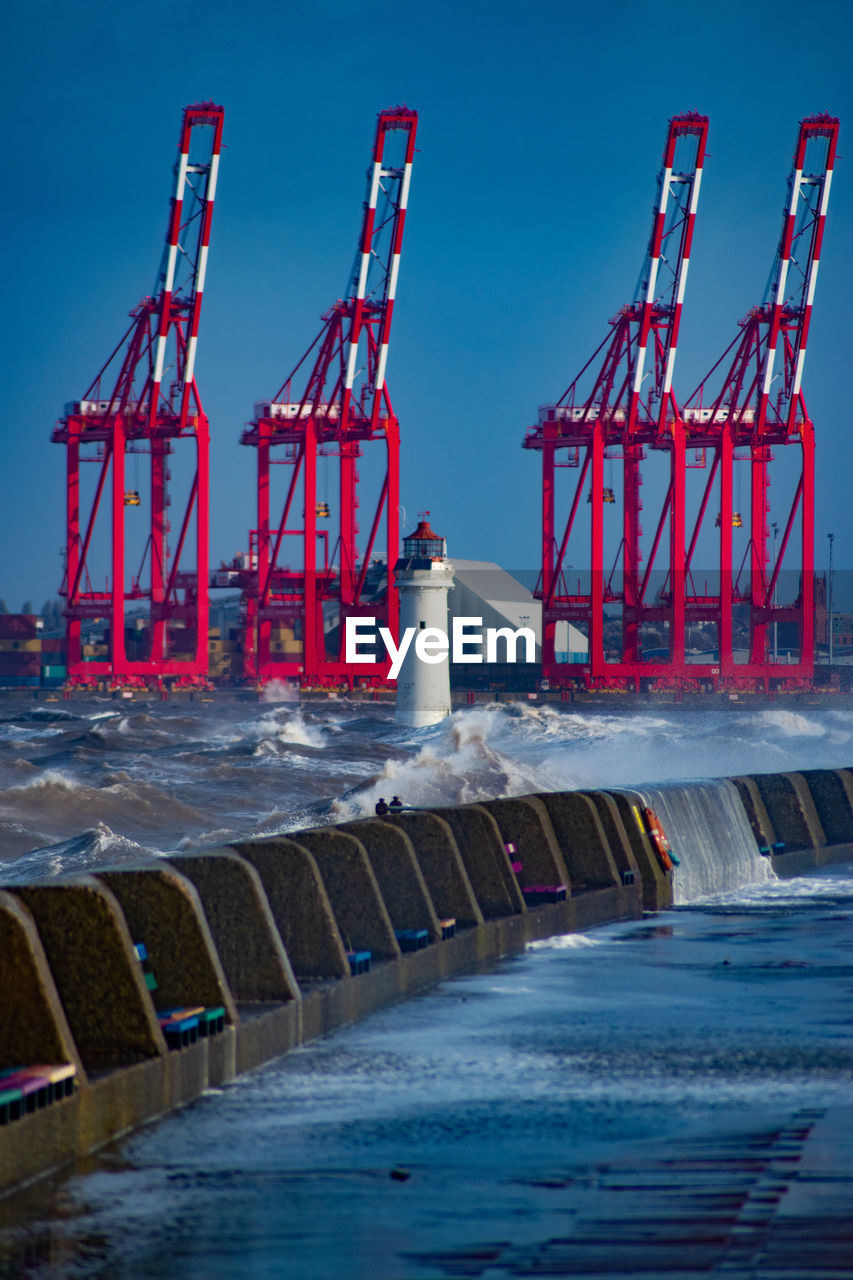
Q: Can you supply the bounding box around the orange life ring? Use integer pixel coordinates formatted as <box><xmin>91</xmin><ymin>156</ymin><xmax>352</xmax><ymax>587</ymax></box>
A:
<box><xmin>642</xmin><ymin>806</ymin><xmax>674</xmax><ymax>872</ymax></box>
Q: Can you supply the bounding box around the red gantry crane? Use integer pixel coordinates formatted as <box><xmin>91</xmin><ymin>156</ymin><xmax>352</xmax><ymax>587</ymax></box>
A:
<box><xmin>524</xmin><ymin>114</ymin><xmax>709</xmax><ymax>689</ymax></box>
<box><xmin>53</xmin><ymin>103</ymin><xmax>224</xmax><ymax>689</ymax></box>
<box><xmin>240</xmin><ymin>107</ymin><xmax>417</xmax><ymax>687</ymax></box>
<box><xmin>682</xmin><ymin>115</ymin><xmax>838</xmax><ymax>690</ymax></box>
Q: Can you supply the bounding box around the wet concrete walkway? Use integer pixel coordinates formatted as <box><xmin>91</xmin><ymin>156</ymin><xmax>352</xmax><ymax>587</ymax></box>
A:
<box><xmin>4</xmin><ymin>870</ymin><xmax>853</xmax><ymax>1279</ymax></box>
<box><xmin>403</xmin><ymin>1106</ymin><xmax>853</xmax><ymax>1278</ymax></box>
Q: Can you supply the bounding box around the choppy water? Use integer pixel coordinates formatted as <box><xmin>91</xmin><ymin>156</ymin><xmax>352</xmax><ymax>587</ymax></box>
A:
<box><xmin>3</xmin><ymin>696</ymin><xmax>853</xmax><ymax>1275</ymax></box>
<box><xmin>4</xmin><ymin>868</ymin><xmax>853</xmax><ymax>1278</ymax></box>
<box><xmin>1</xmin><ymin>693</ymin><xmax>852</xmax><ymax>878</ymax></box>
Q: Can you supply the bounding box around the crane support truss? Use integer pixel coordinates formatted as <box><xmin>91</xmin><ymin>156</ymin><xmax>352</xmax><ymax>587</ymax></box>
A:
<box><xmin>52</xmin><ymin>103</ymin><xmax>224</xmax><ymax>688</ymax></box>
<box><xmin>240</xmin><ymin>107</ymin><xmax>417</xmax><ymax>686</ymax></box>
<box><xmin>525</xmin><ymin>113</ymin><xmax>837</xmax><ymax>692</ymax></box>
<box><xmin>681</xmin><ymin>114</ymin><xmax>838</xmax><ymax>691</ymax></box>
<box><xmin>524</xmin><ymin>113</ymin><xmax>709</xmax><ymax>689</ymax></box>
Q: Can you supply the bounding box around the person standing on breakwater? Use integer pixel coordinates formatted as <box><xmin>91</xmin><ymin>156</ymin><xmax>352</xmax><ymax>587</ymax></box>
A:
<box><xmin>375</xmin><ymin>798</ymin><xmax>389</xmax><ymax>816</ymax></box>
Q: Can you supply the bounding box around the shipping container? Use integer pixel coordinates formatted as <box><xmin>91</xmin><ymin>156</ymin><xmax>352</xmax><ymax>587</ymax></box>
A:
<box><xmin>0</xmin><ymin>659</ymin><xmax>40</xmax><ymax>675</ymax></box>
<box><xmin>0</xmin><ymin>615</ymin><xmax>40</xmax><ymax>639</ymax></box>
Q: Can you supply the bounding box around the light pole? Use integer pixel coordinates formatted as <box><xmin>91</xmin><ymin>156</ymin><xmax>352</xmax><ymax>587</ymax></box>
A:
<box><xmin>772</xmin><ymin>521</ymin><xmax>778</xmax><ymax>662</ymax></box>
<box><xmin>828</xmin><ymin>532</ymin><xmax>835</xmax><ymax>667</ymax></box>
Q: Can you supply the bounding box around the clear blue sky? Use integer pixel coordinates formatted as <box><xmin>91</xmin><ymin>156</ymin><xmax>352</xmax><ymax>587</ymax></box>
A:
<box><xmin>2</xmin><ymin>0</ymin><xmax>851</xmax><ymax>611</ymax></box>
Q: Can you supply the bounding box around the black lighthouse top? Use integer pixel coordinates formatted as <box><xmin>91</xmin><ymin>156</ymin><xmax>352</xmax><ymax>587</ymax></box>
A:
<box><xmin>402</xmin><ymin>512</ymin><xmax>446</xmax><ymax>561</ymax></box>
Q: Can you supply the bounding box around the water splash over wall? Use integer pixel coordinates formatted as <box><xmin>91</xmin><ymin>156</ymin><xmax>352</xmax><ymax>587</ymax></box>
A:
<box><xmin>626</xmin><ymin>779</ymin><xmax>776</xmax><ymax>904</ymax></box>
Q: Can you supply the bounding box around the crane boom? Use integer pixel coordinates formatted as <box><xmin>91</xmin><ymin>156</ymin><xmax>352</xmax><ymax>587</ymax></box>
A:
<box><xmin>241</xmin><ymin>107</ymin><xmax>417</xmax><ymax>687</ymax></box>
<box><xmin>686</xmin><ymin>114</ymin><xmax>838</xmax><ymax>437</ymax></box>
<box><xmin>523</xmin><ymin>114</ymin><xmax>708</xmax><ymax>690</ymax></box>
<box><xmin>681</xmin><ymin>114</ymin><xmax>839</xmax><ymax>689</ymax></box>
<box><xmin>52</xmin><ymin>103</ymin><xmax>224</xmax><ymax>688</ymax></box>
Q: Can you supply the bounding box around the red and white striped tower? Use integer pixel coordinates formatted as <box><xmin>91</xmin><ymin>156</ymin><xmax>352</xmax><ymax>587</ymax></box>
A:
<box><xmin>683</xmin><ymin>114</ymin><xmax>838</xmax><ymax>690</ymax></box>
<box><xmin>241</xmin><ymin>107</ymin><xmax>417</xmax><ymax>687</ymax></box>
<box><xmin>53</xmin><ymin>103</ymin><xmax>224</xmax><ymax>688</ymax></box>
<box><xmin>524</xmin><ymin>113</ymin><xmax>708</xmax><ymax>689</ymax></box>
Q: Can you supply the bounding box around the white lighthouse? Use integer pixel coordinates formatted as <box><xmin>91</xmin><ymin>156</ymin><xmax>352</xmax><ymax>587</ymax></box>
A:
<box><xmin>394</xmin><ymin>513</ymin><xmax>454</xmax><ymax>727</ymax></box>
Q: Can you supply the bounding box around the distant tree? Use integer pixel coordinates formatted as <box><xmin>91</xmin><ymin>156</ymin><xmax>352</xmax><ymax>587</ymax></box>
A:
<box><xmin>0</xmin><ymin>599</ymin><xmax>7</xmax><ymax>614</ymax></box>
<box><xmin>21</xmin><ymin>600</ymin><xmax>33</xmax><ymax>616</ymax></box>
<box><xmin>41</xmin><ymin>599</ymin><xmax>64</xmax><ymax>630</ymax></box>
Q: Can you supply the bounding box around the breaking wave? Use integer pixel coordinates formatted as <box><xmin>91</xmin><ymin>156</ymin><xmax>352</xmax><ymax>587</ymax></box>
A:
<box><xmin>0</xmin><ymin>693</ymin><xmax>851</xmax><ymax>879</ymax></box>
<box><xmin>1</xmin><ymin>822</ymin><xmax>160</xmax><ymax>884</ymax></box>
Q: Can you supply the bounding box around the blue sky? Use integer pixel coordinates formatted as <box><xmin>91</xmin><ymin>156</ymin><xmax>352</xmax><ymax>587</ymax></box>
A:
<box><xmin>2</xmin><ymin>0</ymin><xmax>851</xmax><ymax>610</ymax></box>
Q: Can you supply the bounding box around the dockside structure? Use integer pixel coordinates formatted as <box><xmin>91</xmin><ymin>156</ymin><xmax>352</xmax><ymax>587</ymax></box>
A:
<box><xmin>525</xmin><ymin>113</ymin><xmax>838</xmax><ymax>694</ymax></box>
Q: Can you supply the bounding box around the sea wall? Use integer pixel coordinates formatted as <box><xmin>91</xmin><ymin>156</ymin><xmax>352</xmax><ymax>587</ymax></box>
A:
<box><xmin>3</xmin><ymin>767</ymin><xmax>853</xmax><ymax>1198</ymax></box>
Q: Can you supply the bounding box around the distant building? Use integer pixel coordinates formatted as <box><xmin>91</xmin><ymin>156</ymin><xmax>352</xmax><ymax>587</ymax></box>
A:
<box><xmin>448</xmin><ymin>560</ymin><xmax>588</xmax><ymax>666</ymax></box>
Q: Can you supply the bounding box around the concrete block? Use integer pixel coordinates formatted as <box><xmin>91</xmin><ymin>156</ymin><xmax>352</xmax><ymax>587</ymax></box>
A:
<box><xmin>477</xmin><ymin>797</ymin><xmax>570</xmax><ymax>891</ymax></box>
<box><xmin>604</xmin><ymin>791</ymin><xmax>672</xmax><ymax>910</ymax></box>
<box><xmin>532</xmin><ymin>792</ymin><xmax>620</xmax><ymax>889</ymax></box>
<box><xmin>428</xmin><ymin>804</ymin><xmax>525</xmax><ymax>918</ymax></box>
<box><xmin>230</xmin><ymin>838</ymin><xmax>350</xmax><ymax>980</ymax></box>
<box><xmin>12</xmin><ymin>878</ymin><xmax>166</xmax><ymax>1071</ymax></box>
<box><xmin>339</xmin><ymin>819</ymin><xmax>442</xmax><ymax>940</ymax></box>
<box><xmin>384</xmin><ymin>811</ymin><xmax>484</xmax><ymax>927</ymax></box>
<box><xmin>784</xmin><ymin>773</ymin><xmax>827</xmax><ymax>849</ymax></box>
<box><xmin>746</xmin><ymin>772</ymin><xmax>818</xmax><ymax>852</ymax></box>
<box><xmin>169</xmin><ymin>851</ymin><xmax>300</xmax><ymax>1003</ymax></box>
<box><xmin>581</xmin><ymin>791</ymin><xmax>641</xmax><ymax>880</ymax></box>
<box><xmin>795</xmin><ymin>770</ymin><xmax>853</xmax><ymax>846</ymax></box>
<box><xmin>729</xmin><ymin>776</ymin><xmax>776</xmax><ymax>850</ymax></box>
<box><xmin>96</xmin><ymin>865</ymin><xmax>237</xmax><ymax>1027</ymax></box>
<box><xmin>837</xmin><ymin>769</ymin><xmax>853</xmax><ymax>816</ymax></box>
<box><xmin>289</xmin><ymin>828</ymin><xmax>401</xmax><ymax>961</ymax></box>
<box><xmin>0</xmin><ymin>892</ymin><xmax>86</xmax><ymax>1082</ymax></box>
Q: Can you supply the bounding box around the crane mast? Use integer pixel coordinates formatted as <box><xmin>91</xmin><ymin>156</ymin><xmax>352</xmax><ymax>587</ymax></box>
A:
<box><xmin>524</xmin><ymin>114</ymin><xmax>708</xmax><ymax>688</ymax></box>
<box><xmin>241</xmin><ymin>107</ymin><xmax>417</xmax><ymax>687</ymax></box>
<box><xmin>52</xmin><ymin>103</ymin><xmax>224</xmax><ymax>689</ymax></box>
<box><xmin>683</xmin><ymin>114</ymin><xmax>838</xmax><ymax>689</ymax></box>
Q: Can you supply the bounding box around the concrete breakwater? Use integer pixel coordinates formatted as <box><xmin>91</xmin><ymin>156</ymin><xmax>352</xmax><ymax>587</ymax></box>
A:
<box><xmin>2</xmin><ymin>767</ymin><xmax>853</xmax><ymax>1200</ymax></box>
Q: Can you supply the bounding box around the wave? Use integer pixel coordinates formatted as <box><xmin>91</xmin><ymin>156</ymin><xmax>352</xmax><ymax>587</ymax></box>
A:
<box><xmin>331</xmin><ymin>707</ymin><xmax>567</xmax><ymax>820</ymax></box>
<box><xmin>470</xmin><ymin>700</ymin><xmax>853</xmax><ymax>788</ymax></box>
<box><xmin>3</xmin><ymin>694</ymin><xmax>853</xmax><ymax>880</ymax></box>
<box><xmin>629</xmin><ymin>778</ymin><xmax>776</xmax><ymax>903</ymax></box>
<box><xmin>529</xmin><ymin>933</ymin><xmax>602</xmax><ymax>951</ymax></box>
<box><xmin>175</xmin><ymin>826</ymin><xmax>245</xmax><ymax>852</ymax></box>
<box><xmin>328</xmin><ymin>699</ymin><xmax>853</xmax><ymax>826</ymax></box>
<box><xmin>696</xmin><ymin>867</ymin><xmax>853</xmax><ymax>909</ymax></box>
<box><xmin>257</xmin><ymin>709</ymin><xmax>326</xmax><ymax>750</ymax></box>
<box><xmin>0</xmin><ymin>768</ymin><xmax>206</xmax><ymax>840</ymax></box>
<box><xmin>0</xmin><ymin>706</ymin><xmax>77</xmax><ymax>725</ymax></box>
<box><xmin>1</xmin><ymin>822</ymin><xmax>162</xmax><ymax>883</ymax></box>
<box><xmin>0</xmin><ymin>723</ymin><xmax>66</xmax><ymax>745</ymax></box>
<box><xmin>260</xmin><ymin>679</ymin><xmax>299</xmax><ymax>704</ymax></box>
<box><xmin>749</xmin><ymin>708</ymin><xmax>829</xmax><ymax>738</ymax></box>
<box><xmin>212</xmin><ymin>705</ymin><xmax>328</xmax><ymax>754</ymax></box>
